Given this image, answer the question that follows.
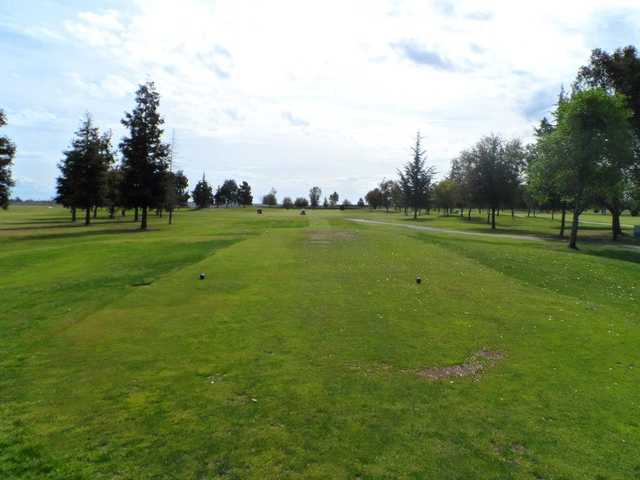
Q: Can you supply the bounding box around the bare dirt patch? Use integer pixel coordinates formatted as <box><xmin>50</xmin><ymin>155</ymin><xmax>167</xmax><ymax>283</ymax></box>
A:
<box><xmin>347</xmin><ymin>350</ymin><xmax>505</xmax><ymax>382</ymax></box>
<box><xmin>307</xmin><ymin>230</ymin><xmax>358</xmax><ymax>244</ymax></box>
<box><xmin>417</xmin><ymin>350</ymin><xmax>505</xmax><ymax>381</ymax></box>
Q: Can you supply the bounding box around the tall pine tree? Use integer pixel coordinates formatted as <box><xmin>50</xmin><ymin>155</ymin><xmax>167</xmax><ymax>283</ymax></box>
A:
<box><xmin>398</xmin><ymin>132</ymin><xmax>436</xmax><ymax>219</ymax></box>
<box><xmin>120</xmin><ymin>82</ymin><xmax>170</xmax><ymax>230</ymax></box>
<box><xmin>0</xmin><ymin>110</ymin><xmax>16</xmax><ymax>209</ymax></box>
<box><xmin>56</xmin><ymin>114</ymin><xmax>114</xmax><ymax>224</ymax></box>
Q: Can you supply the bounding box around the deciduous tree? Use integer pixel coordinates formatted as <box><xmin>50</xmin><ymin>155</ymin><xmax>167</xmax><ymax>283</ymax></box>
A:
<box><xmin>309</xmin><ymin>186</ymin><xmax>322</xmax><ymax>208</ymax></box>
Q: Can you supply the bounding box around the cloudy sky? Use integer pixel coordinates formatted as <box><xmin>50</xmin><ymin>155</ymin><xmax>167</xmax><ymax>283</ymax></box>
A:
<box><xmin>2</xmin><ymin>0</ymin><xmax>639</xmax><ymax>201</ymax></box>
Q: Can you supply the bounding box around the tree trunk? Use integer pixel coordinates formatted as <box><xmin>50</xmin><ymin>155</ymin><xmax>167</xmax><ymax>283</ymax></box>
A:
<box><xmin>527</xmin><ymin>208</ymin><xmax>531</xmax><ymax>217</ymax></box>
<box><xmin>467</xmin><ymin>208</ymin><xmax>471</xmax><ymax>219</ymax></box>
<box><xmin>109</xmin><ymin>206</ymin><xmax>115</xmax><ymax>219</ymax></box>
<box><xmin>93</xmin><ymin>205</ymin><xmax>98</xmax><ymax>219</ymax></box>
<box><xmin>121</xmin><ymin>209</ymin><xmax>126</xmax><ymax>217</ymax></box>
<box><xmin>491</xmin><ymin>207</ymin><xmax>496</xmax><ymax>230</ymax></box>
<box><xmin>141</xmin><ymin>206</ymin><xmax>148</xmax><ymax>230</ymax></box>
<box><xmin>84</xmin><ymin>207</ymin><xmax>91</xmax><ymax>226</ymax></box>
<box><xmin>486</xmin><ymin>210</ymin><xmax>490</xmax><ymax>224</ymax></box>
<box><xmin>511</xmin><ymin>208</ymin><xmax>515</xmax><ymax>218</ymax></box>
<box><xmin>551</xmin><ymin>210</ymin><xmax>555</xmax><ymax>221</ymax></box>
<box><xmin>560</xmin><ymin>207</ymin><xmax>566</xmax><ymax>238</ymax></box>
<box><xmin>413</xmin><ymin>207</ymin><xmax>417</xmax><ymax>220</ymax></box>
<box><xmin>611</xmin><ymin>210</ymin><xmax>623</xmax><ymax>241</ymax></box>
<box><xmin>71</xmin><ymin>207</ymin><xmax>77</xmax><ymax>223</ymax></box>
<box><xmin>168</xmin><ymin>208</ymin><xmax>173</xmax><ymax>225</ymax></box>
<box><xmin>569</xmin><ymin>205</ymin><xmax>580</xmax><ymax>249</ymax></box>
<box><xmin>134</xmin><ymin>207</ymin><xmax>139</xmax><ymax>222</ymax></box>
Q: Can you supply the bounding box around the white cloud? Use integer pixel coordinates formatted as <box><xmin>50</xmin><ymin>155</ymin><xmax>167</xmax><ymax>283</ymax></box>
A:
<box><xmin>13</xmin><ymin>0</ymin><xmax>640</xmax><ymax>199</ymax></box>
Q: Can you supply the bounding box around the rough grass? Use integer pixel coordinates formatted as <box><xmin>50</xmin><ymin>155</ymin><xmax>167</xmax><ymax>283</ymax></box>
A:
<box><xmin>1</xmin><ymin>206</ymin><xmax>639</xmax><ymax>479</ymax></box>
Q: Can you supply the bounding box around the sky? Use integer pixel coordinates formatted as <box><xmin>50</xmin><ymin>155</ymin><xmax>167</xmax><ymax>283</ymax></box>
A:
<box><xmin>2</xmin><ymin>0</ymin><xmax>640</xmax><ymax>202</ymax></box>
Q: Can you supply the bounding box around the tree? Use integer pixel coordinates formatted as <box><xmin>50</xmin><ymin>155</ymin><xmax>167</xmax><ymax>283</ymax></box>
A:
<box><xmin>341</xmin><ymin>199</ymin><xmax>352</xmax><ymax>207</ymax></box>
<box><xmin>433</xmin><ymin>179</ymin><xmax>459</xmax><ymax>215</ymax></box>
<box><xmin>192</xmin><ymin>173</ymin><xmax>214</xmax><ymax>208</ymax></box>
<box><xmin>323</xmin><ymin>197</ymin><xmax>329</xmax><ymax>208</ymax></box>
<box><xmin>379</xmin><ymin>179</ymin><xmax>394</xmax><ymax>212</ymax></box>
<box><xmin>540</xmin><ymin>89</ymin><xmax>634</xmax><ymax>248</ymax></box>
<box><xmin>294</xmin><ymin>197</ymin><xmax>309</xmax><ymax>208</ymax></box>
<box><xmin>398</xmin><ymin>132</ymin><xmax>436</xmax><ymax>219</ymax></box>
<box><xmin>0</xmin><ymin>110</ymin><xmax>15</xmax><ymax>209</ymax></box>
<box><xmin>357</xmin><ymin>197</ymin><xmax>365</xmax><ymax>208</ymax></box>
<box><xmin>164</xmin><ymin>170</ymin><xmax>189</xmax><ymax>223</ymax></box>
<box><xmin>215</xmin><ymin>179</ymin><xmax>239</xmax><ymax>207</ymax></box>
<box><xmin>365</xmin><ymin>188</ymin><xmax>383</xmax><ymax>209</ymax></box>
<box><xmin>576</xmin><ymin>46</ymin><xmax>640</xmax><ymax>137</ymax></box>
<box><xmin>309</xmin><ymin>186</ymin><xmax>322</xmax><ymax>208</ymax></box>
<box><xmin>105</xmin><ymin>166</ymin><xmax>123</xmax><ymax>219</ymax></box>
<box><xmin>390</xmin><ymin>181</ymin><xmax>404</xmax><ymax>212</ymax></box>
<box><xmin>282</xmin><ymin>197</ymin><xmax>294</xmax><ymax>209</ymax></box>
<box><xmin>56</xmin><ymin>114</ymin><xmax>114</xmax><ymax>225</ymax></box>
<box><xmin>120</xmin><ymin>81</ymin><xmax>171</xmax><ymax>230</ymax></box>
<box><xmin>262</xmin><ymin>188</ymin><xmax>277</xmax><ymax>206</ymax></box>
<box><xmin>464</xmin><ymin>135</ymin><xmax>524</xmax><ymax>229</ymax></box>
<box><xmin>174</xmin><ymin>170</ymin><xmax>190</xmax><ymax>207</ymax></box>
<box><xmin>576</xmin><ymin>46</ymin><xmax>640</xmax><ymax>239</ymax></box>
<box><xmin>238</xmin><ymin>181</ymin><xmax>253</xmax><ymax>207</ymax></box>
<box><xmin>329</xmin><ymin>191</ymin><xmax>339</xmax><ymax>206</ymax></box>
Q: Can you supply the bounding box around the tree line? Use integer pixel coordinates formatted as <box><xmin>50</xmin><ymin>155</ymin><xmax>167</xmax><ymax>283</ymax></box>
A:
<box><xmin>364</xmin><ymin>46</ymin><xmax>640</xmax><ymax>249</ymax></box>
<box><xmin>257</xmin><ymin>187</ymin><xmax>362</xmax><ymax>209</ymax></box>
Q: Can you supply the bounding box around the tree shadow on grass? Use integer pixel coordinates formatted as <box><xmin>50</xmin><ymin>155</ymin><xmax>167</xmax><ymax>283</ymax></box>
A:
<box><xmin>586</xmin><ymin>248</ymin><xmax>640</xmax><ymax>265</ymax></box>
<box><xmin>0</xmin><ymin>220</ymin><xmax>131</xmax><ymax>232</ymax></box>
<box><xmin>12</xmin><ymin>226</ymin><xmax>149</xmax><ymax>242</ymax></box>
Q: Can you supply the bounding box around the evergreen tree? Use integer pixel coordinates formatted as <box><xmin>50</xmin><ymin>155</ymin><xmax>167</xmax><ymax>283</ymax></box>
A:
<box><xmin>120</xmin><ymin>82</ymin><xmax>171</xmax><ymax>230</ymax></box>
<box><xmin>55</xmin><ymin>114</ymin><xmax>114</xmax><ymax>225</ymax></box>
<box><xmin>0</xmin><ymin>110</ymin><xmax>16</xmax><ymax>209</ymax></box>
<box><xmin>398</xmin><ymin>132</ymin><xmax>436</xmax><ymax>219</ymax></box>
<box><xmin>218</xmin><ymin>179</ymin><xmax>239</xmax><ymax>206</ymax></box>
<box><xmin>238</xmin><ymin>181</ymin><xmax>253</xmax><ymax>207</ymax></box>
<box><xmin>192</xmin><ymin>174</ymin><xmax>214</xmax><ymax>208</ymax></box>
<box><xmin>105</xmin><ymin>166</ymin><xmax>123</xmax><ymax>219</ymax></box>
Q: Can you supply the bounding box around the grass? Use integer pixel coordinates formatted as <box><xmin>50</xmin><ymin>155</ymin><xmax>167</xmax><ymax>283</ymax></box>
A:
<box><xmin>1</xmin><ymin>205</ymin><xmax>639</xmax><ymax>479</ymax></box>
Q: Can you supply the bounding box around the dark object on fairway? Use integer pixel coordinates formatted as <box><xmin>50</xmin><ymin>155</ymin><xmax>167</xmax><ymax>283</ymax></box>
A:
<box><xmin>416</xmin><ymin>276</ymin><xmax>422</xmax><ymax>284</ymax></box>
<box><xmin>635</xmin><ymin>225</ymin><xmax>640</xmax><ymax>238</ymax></box>
<box><xmin>199</xmin><ymin>273</ymin><xmax>206</xmax><ymax>280</ymax></box>
<box><xmin>300</xmin><ymin>210</ymin><xmax>306</xmax><ymax>215</ymax></box>
<box><xmin>257</xmin><ymin>208</ymin><xmax>262</xmax><ymax>214</ymax></box>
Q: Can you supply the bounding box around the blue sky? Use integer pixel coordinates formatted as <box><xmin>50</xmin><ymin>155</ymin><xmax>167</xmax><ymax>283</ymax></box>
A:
<box><xmin>2</xmin><ymin>0</ymin><xmax>639</xmax><ymax>201</ymax></box>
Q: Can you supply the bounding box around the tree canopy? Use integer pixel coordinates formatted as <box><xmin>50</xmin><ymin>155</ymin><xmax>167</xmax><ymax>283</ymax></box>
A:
<box><xmin>0</xmin><ymin>110</ymin><xmax>15</xmax><ymax>209</ymax></box>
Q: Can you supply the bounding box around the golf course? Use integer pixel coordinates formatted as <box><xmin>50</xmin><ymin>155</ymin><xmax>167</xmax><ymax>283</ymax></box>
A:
<box><xmin>2</xmin><ymin>205</ymin><xmax>639</xmax><ymax>479</ymax></box>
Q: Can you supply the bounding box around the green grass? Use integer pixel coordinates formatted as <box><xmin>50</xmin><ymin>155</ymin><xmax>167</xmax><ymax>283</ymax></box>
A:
<box><xmin>1</xmin><ymin>205</ymin><xmax>639</xmax><ymax>479</ymax></box>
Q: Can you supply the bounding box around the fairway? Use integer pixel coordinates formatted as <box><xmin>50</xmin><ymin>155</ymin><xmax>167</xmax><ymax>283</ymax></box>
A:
<box><xmin>1</xmin><ymin>206</ymin><xmax>639</xmax><ymax>479</ymax></box>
